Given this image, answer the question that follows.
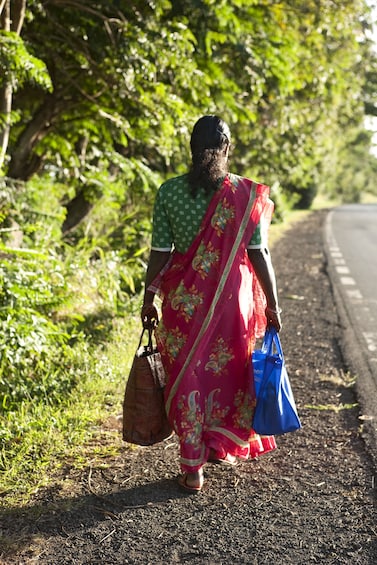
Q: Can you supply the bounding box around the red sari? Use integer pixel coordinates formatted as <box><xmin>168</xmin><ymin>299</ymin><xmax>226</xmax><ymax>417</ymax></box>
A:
<box><xmin>153</xmin><ymin>175</ymin><xmax>276</xmax><ymax>472</ymax></box>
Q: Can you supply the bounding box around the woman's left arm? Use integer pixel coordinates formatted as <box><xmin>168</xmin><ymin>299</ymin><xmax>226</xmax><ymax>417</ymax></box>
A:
<box><xmin>248</xmin><ymin>247</ymin><xmax>282</xmax><ymax>331</ymax></box>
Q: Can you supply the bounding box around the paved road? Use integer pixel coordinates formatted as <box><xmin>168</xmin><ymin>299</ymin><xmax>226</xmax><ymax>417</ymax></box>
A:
<box><xmin>325</xmin><ymin>204</ymin><xmax>377</xmax><ymax>467</ymax></box>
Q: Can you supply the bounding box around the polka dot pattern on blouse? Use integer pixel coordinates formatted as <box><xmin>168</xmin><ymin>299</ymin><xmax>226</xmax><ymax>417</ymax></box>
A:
<box><xmin>151</xmin><ymin>174</ymin><xmax>265</xmax><ymax>254</ymax></box>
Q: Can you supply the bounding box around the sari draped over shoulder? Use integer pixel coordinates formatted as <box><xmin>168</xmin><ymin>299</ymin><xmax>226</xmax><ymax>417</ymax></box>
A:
<box><xmin>152</xmin><ymin>175</ymin><xmax>276</xmax><ymax>472</ymax></box>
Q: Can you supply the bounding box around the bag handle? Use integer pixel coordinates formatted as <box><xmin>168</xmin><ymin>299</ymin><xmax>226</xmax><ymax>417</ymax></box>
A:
<box><xmin>261</xmin><ymin>327</ymin><xmax>275</xmax><ymax>353</ymax></box>
<box><xmin>262</xmin><ymin>327</ymin><xmax>284</xmax><ymax>360</ymax></box>
<box><xmin>137</xmin><ymin>327</ymin><xmax>155</xmax><ymax>351</ymax></box>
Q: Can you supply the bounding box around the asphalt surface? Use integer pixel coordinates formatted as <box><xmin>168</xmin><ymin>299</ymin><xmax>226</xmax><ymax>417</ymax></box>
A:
<box><xmin>325</xmin><ymin>204</ymin><xmax>377</xmax><ymax>471</ymax></box>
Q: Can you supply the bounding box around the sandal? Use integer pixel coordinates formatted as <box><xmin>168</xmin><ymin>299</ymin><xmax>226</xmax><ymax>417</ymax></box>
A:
<box><xmin>208</xmin><ymin>451</ymin><xmax>238</xmax><ymax>467</ymax></box>
<box><xmin>178</xmin><ymin>472</ymin><xmax>203</xmax><ymax>493</ymax></box>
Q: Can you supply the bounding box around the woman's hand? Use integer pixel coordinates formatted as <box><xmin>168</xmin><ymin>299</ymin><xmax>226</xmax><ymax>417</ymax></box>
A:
<box><xmin>265</xmin><ymin>306</ymin><xmax>282</xmax><ymax>332</ymax></box>
<box><xmin>141</xmin><ymin>303</ymin><xmax>159</xmax><ymax>329</ymax></box>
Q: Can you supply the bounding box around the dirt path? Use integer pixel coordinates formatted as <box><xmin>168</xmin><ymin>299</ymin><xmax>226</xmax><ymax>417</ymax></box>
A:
<box><xmin>1</xmin><ymin>209</ymin><xmax>376</xmax><ymax>564</ymax></box>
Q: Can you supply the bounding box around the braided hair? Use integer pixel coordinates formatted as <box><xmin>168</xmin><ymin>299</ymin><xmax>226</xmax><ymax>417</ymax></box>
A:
<box><xmin>188</xmin><ymin>115</ymin><xmax>231</xmax><ymax>198</ymax></box>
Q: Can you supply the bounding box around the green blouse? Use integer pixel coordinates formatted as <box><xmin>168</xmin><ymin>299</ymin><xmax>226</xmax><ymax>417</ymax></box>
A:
<box><xmin>151</xmin><ymin>173</ymin><xmax>267</xmax><ymax>254</ymax></box>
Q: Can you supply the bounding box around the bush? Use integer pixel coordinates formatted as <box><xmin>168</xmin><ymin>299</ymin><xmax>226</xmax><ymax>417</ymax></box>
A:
<box><xmin>0</xmin><ymin>254</ymin><xmax>86</xmax><ymax>411</ymax></box>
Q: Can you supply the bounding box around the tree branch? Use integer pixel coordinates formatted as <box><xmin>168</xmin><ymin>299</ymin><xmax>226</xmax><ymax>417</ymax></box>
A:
<box><xmin>0</xmin><ymin>0</ymin><xmax>7</xmax><ymax>21</ymax></box>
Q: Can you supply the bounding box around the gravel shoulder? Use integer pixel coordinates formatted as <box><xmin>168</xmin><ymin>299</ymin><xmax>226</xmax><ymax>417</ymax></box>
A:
<box><xmin>1</xmin><ymin>209</ymin><xmax>376</xmax><ymax>565</ymax></box>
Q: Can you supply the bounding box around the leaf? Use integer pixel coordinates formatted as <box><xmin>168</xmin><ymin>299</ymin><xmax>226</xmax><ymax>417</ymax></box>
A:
<box><xmin>0</xmin><ymin>31</ymin><xmax>52</xmax><ymax>91</ymax></box>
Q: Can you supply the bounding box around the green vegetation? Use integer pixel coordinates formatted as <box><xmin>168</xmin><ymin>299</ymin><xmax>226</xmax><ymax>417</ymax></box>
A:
<box><xmin>1</xmin><ymin>0</ymin><xmax>377</xmax><ymax>506</ymax></box>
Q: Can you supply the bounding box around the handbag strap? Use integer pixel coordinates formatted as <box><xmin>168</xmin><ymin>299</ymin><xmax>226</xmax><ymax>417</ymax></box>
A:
<box><xmin>262</xmin><ymin>327</ymin><xmax>284</xmax><ymax>360</ymax></box>
<box><xmin>272</xmin><ymin>330</ymin><xmax>284</xmax><ymax>360</ymax></box>
<box><xmin>137</xmin><ymin>327</ymin><xmax>156</xmax><ymax>352</ymax></box>
<box><xmin>261</xmin><ymin>327</ymin><xmax>275</xmax><ymax>353</ymax></box>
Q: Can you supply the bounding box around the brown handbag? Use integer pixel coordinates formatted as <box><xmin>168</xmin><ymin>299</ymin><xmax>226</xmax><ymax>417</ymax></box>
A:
<box><xmin>122</xmin><ymin>327</ymin><xmax>173</xmax><ymax>446</ymax></box>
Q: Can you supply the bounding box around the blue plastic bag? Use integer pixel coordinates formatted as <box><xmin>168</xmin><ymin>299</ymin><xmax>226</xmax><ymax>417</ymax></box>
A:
<box><xmin>252</xmin><ymin>328</ymin><xmax>301</xmax><ymax>435</ymax></box>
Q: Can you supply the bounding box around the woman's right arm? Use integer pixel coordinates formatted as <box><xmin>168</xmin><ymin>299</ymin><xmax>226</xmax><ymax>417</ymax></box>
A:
<box><xmin>141</xmin><ymin>250</ymin><xmax>171</xmax><ymax>327</ymax></box>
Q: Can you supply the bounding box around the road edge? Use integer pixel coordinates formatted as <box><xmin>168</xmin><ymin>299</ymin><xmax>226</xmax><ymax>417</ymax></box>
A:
<box><xmin>324</xmin><ymin>209</ymin><xmax>377</xmax><ymax>473</ymax></box>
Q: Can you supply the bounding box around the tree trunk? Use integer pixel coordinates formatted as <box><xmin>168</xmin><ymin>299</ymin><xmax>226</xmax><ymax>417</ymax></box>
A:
<box><xmin>0</xmin><ymin>84</ymin><xmax>13</xmax><ymax>170</ymax></box>
<box><xmin>0</xmin><ymin>0</ymin><xmax>11</xmax><ymax>170</ymax></box>
<box><xmin>0</xmin><ymin>0</ymin><xmax>26</xmax><ymax>171</ymax></box>
<box><xmin>10</xmin><ymin>0</ymin><xmax>26</xmax><ymax>35</ymax></box>
<box><xmin>7</xmin><ymin>94</ymin><xmax>58</xmax><ymax>180</ymax></box>
<box><xmin>62</xmin><ymin>189</ymin><xmax>95</xmax><ymax>234</ymax></box>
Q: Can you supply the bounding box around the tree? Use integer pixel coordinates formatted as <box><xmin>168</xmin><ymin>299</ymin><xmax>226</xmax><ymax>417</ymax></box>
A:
<box><xmin>0</xmin><ymin>0</ymin><xmax>52</xmax><ymax>170</ymax></box>
<box><xmin>1</xmin><ymin>0</ymin><xmax>376</xmax><ymax>233</ymax></box>
<box><xmin>3</xmin><ymin>1</ymin><xmax>207</xmax><ymax>230</ymax></box>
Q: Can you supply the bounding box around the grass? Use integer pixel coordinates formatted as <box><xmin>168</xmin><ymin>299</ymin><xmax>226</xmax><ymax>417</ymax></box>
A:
<box><xmin>305</xmin><ymin>403</ymin><xmax>358</xmax><ymax>412</ymax></box>
<box><xmin>1</xmin><ymin>191</ymin><xmax>369</xmax><ymax>509</ymax></box>
<box><xmin>0</xmin><ymin>313</ymin><xmax>141</xmax><ymax>508</ymax></box>
<box><xmin>361</xmin><ymin>191</ymin><xmax>377</xmax><ymax>203</ymax></box>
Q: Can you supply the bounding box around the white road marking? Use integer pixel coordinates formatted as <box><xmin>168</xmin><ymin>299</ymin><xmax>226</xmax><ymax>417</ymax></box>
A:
<box><xmin>362</xmin><ymin>332</ymin><xmax>377</xmax><ymax>352</ymax></box>
<box><xmin>325</xmin><ymin>212</ymin><xmax>376</xmax><ymax>381</ymax></box>
<box><xmin>340</xmin><ymin>276</ymin><xmax>356</xmax><ymax>285</ymax></box>
<box><xmin>346</xmin><ymin>289</ymin><xmax>363</xmax><ymax>300</ymax></box>
<box><xmin>336</xmin><ymin>266</ymin><xmax>350</xmax><ymax>274</ymax></box>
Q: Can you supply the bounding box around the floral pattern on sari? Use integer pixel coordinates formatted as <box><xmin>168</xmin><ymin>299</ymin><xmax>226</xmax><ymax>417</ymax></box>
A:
<box><xmin>177</xmin><ymin>388</ymin><xmax>230</xmax><ymax>449</ymax></box>
<box><xmin>204</xmin><ymin>337</ymin><xmax>234</xmax><ymax>376</ymax></box>
<box><xmin>176</xmin><ymin>391</ymin><xmax>203</xmax><ymax>447</ymax></box>
<box><xmin>170</xmin><ymin>281</ymin><xmax>204</xmax><ymax>322</ymax></box>
<box><xmin>191</xmin><ymin>241</ymin><xmax>220</xmax><ymax>279</ymax></box>
<box><xmin>154</xmin><ymin>176</ymin><xmax>277</xmax><ymax>472</ymax></box>
<box><xmin>155</xmin><ymin>322</ymin><xmax>187</xmax><ymax>365</ymax></box>
<box><xmin>233</xmin><ymin>389</ymin><xmax>255</xmax><ymax>429</ymax></box>
<box><xmin>211</xmin><ymin>198</ymin><xmax>235</xmax><ymax>237</ymax></box>
<box><xmin>204</xmin><ymin>388</ymin><xmax>230</xmax><ymax>427</ymax></box>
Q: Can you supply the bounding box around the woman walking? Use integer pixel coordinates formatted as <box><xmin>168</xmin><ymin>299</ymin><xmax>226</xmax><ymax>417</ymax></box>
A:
<box><xmin>141</xmin><ymin>115</ymin><xmax>281</xmax><ymax>492</ymax></box>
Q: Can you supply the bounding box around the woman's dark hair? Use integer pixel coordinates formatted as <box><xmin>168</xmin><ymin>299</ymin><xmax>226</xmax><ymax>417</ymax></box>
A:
<box><xmin>188</xmin><ymin>115</ymin><xmax>231</xmax><ymax>197</ymax></box>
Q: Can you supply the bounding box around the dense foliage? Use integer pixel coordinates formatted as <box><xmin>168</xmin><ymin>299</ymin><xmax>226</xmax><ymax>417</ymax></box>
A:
<box><xmin>2</xmin><ymin>1</ymin><xmax>377</xmax><ymax>208</ymax></box>
<box><xmin>0</xmin><ymin>1</ymin><xmax>377</xmax><ymax>431</ymax></box>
